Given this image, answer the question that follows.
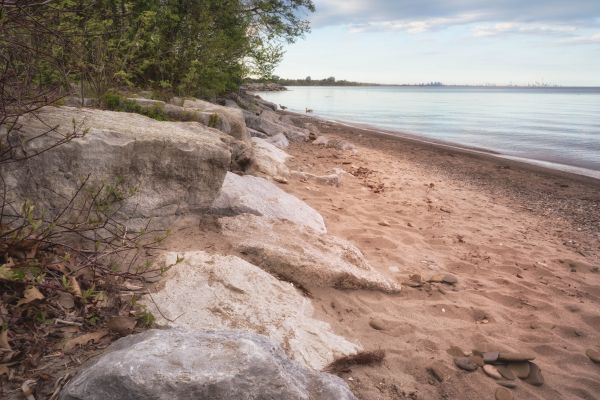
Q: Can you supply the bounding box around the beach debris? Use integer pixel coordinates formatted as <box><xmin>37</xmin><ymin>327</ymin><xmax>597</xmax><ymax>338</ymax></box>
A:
<box><xmin>483</xmin><ymin>365</ymin><xmax>503</xmax><ymax>379</ymax></box>
<box><xmin>495</xmin><ymin>387</ymin><xmax>514</xmax><ymax>400</ymax></box>
<box><xmin>454</xmin><ymin>357</ymin><xmax>478</xmax><ymax>371</ymax></box>
<box><xmin>324</xmin><ymin>350</ymin><xmax>385</xmax><ymax>374</ymax></box>
<box><xmin>525</xmin><ymin>362</ymin><xmax>544</xmax><ymax>386</ymax></box>
<box><xmin>586</xmin><ymin>349</ymin><xmax>600</xmax><ymax>363</ymax></box>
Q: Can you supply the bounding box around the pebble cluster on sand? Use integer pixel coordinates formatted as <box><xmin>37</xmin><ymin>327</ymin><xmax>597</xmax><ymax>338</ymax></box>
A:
<box><xmin>449</xmin><ymin>347</ymin><xmax>545</xmax><ymax>399</ymax></box>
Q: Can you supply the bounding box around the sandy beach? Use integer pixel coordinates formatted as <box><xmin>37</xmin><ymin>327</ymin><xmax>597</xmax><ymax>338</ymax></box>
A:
<box><xmin>279</xmin><ymin>116</ymin><xmax>600</xmax><ymax>399</ymax></box>
<box><xmin>167</xmin><ymin>113</ymin><xmax>600</xmax><ymax>400</ymax></box>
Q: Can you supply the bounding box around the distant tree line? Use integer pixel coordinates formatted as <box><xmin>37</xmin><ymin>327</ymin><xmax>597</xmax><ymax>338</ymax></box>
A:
<box><xmin>247</xmin><ymin>76</ymin><xmax>374</xmax><ymax>86</ymax></box>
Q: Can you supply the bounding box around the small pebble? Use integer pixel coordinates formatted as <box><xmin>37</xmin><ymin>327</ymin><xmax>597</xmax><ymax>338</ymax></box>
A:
<box><xmin>497</xmin><ymin>380</ymin><xmax>517</xmax><ymax>389</ymax></box>
<box><xmin>369</xmin><ymin>318</ymin><xmax>387</xmax><ymax>331</ymax></box>
<box><xmin>586</xmin><ymin>349</ymin><xmax>600</xmax><ymax>363</ymax></box>
<box><xmin>525</xmin><ymin>362</ymin><xmax>544</xmax><ymax>386</ymax></box>
<box><xmin>442</xmin><ymin>274</ymin><xmax>458</xmax><ymax>285</ymax></box>
<box><xmin>483</xmin><ymin>364</ymin><xmax>502</xmax><ymax>379</ymax></box>
<box><xmin>509</xmin><ymin>362</ymin><xmax>531</xmax><ymax>379</ymax></box>
<box><xmin>495</xmin><ymin>387</ymin><xmax>514</xmax><ymax>400</ymax></box>
<box><xmin>454</xmin><ymin>357</ymin><xmax>478</xmax><ymax>372</ymax></box>
<box><xmin>496</xmin><ymin>365</ymin><xmax>516</xmax><ymax>380</ymax></box>
<box><xmin>483</xmin><ymin>351</ymin><xmax>499</xmax><ymax>363</ymax></box>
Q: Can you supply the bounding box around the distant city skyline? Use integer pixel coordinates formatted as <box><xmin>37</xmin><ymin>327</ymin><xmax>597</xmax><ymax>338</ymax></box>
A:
<box><xmin>274</xmin><ymin>0</ymin><xmax>600</xmax><ymax>86</ymax></box>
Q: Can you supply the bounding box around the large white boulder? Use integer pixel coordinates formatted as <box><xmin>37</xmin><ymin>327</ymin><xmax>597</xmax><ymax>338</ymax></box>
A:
<box><xmin>212</xmin><ymin>172</ymin><xmax>326</xmax><ymax>233</ymax></box>
<box><xmin>181</xmin><ymin>98</ymin><xmax>249</xmax><ymax>141</ymax></box>
<box><xmin>141</xmin><ymin>252</ymin><xmax>361</xmax><ymax>370</ymax></box>
<box><xmin>250</xmin><ymin>137</ymin><xmax>290</xmax><ymax>178</ymax></box>
<box><xmin>244</xmin><ymin>111</ymin><xmax>310</xmax><ymax>142</ymax></box>
<box><xmin>219</xmin><ymin>214</ymin><xmax>401</xmax><ymax>294</ymax></box>
<box><xmin>3</xmin><ymin>107</ymin><xmax>231</xmax><ymax>220</ymax></box>
<box><xmin>60</xmin><ymin>329</ymin><xmax>357</xmax><ymax>400</ymax></box>
<box><xmin>264</xmin><ymin>132</ymin><xmax>290</xmax><ymax>149</ymax></box>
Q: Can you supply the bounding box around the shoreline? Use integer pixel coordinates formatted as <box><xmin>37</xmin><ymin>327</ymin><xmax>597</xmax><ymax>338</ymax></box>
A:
<box><xmin>284</xmin><ymin>110</ymin><xmax>600</xmax><ymax>182</ymax></box>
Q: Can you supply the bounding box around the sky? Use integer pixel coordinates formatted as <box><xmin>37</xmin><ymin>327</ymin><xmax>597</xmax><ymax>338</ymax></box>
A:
<box><xmin>274</xmin><ymin>0</ymin><xmax>600</xmax><ymax>86</ymax></box>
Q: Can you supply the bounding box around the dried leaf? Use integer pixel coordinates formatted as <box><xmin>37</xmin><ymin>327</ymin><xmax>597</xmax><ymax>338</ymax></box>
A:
<box><xmin>0</xmin><ymin>364</ymin><xmax>9</xmax><ymax>376</ymax></box>
<box><xmin>17</xmin><ymin>286</ymin><xmax>45</xmax><ymax>306</ymax></box>
<box><xmin>0</xmin><ymin>330</ymin><xmax>11</xmax><ymax>351</ymax></box>
<box><xmin>62</xmin><ymin>330</ymin><xmax>108</xmax><ymax>353</ymax></box>
<box><xmin>69</xmin><ymin>276</ymin><xmax>82</xmax><ymax>297</ymax></box>
<box><xmin>56</xmin><ymin>292</ymin><xmax>75</xmax><ymax>309</ymax></box>
<box><xmin>107</xmin><ymin>316</ymin><xmax>136</xmax><ymax>335</ymax></box>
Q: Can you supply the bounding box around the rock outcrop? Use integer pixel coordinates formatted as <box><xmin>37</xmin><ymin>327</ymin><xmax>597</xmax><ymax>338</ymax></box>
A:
<box><xmin>265</xmin><ymin>132</ymin><xmax>289</xmax><ymax>149</ymax></box>
<box><xmin>212</xmin><ymin>172</ymin><xmax>326</xmax><ymax>233</ymax></box>
<box><xmin>60</xmin><ymin>329</ymin><xmax>357</xmax><ymax>400</ymax></box>
<box><xmin>3</xmin><ymin>107</ymin><xmax>231</xmax><ymax>221</ymax></box>
<box><xmin>244</xmin><ymin>111</ymin><xmax>310</xmax><ymax>142</ymax></box>
<box><xmin>219</xmin><ymin>214</ymin><xmax>401</xmax><ymax>293</ymax></box>
<box><xmin>141</xmin><ymin>252</ymin><xmax>360</xmax><ymax>369</ymax></box>
<box><xmin>250</xmin><ymin>137</ymin><xmax>290</xmax><ymax>178</ymax></box>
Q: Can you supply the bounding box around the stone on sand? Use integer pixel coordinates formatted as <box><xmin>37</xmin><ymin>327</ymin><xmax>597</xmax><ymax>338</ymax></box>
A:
<box><xmin>141</xmin><ymin>252</ymin><xmax>360</xmax><ymax>370</ymax></box>
<box><xmin>250</xmin><ymin>137</ymin><xmax>291</xmax><ymax>178</ymax></box>
<box><xmin>525</xmin><ymin>362</ymin><xmax>544</xmax><ymax>386</ymax></box>
<box><xmin>508</xmin><ymin>362</ymin><xmax>531</xmax><ymax>379</ymax></box>
<box><xmin>495</xmin><ymin>387</ymin><xmax>514</xmax><ymax>400</ymax></box>
<box><xmin>496</xmin><ymin>365</ymin><xmax>517</xmax><ymax>380</ymax></box>
<box><xmin>498</xmin><ymin>352</ymin><xmax>536</xmax><ymax>362</ymax></box>
<box><xmin>497</xmin><ymin>380</ymin><xmax>517</xmax><ymax>389</ymax></box>
<box><xmin>454</xmin><ymin>357</ymin><xmax>478</xmax><ymax>372</ymax></box>
<box><xmin>483</xmin><ymin>351</ymin><xmax>499</xmax><ymax>363</ymax></box>
<box><xmin>60</xmin><ymin>329</ymin><xmax>357</xmax><ymax>400</ymax></box>
<box><xmin>369</xmin><ymin>318</ymin><xmax>387</xmax><ymax>331</ymax></box>
<box><xmin>442</xmin><ymin>274</ymin><xmax>458</xmax><ymax>284</ymax></box>
<box><xmin>218</xmin><ymin>214</ymin><xmax>401</xmax><ymax>293</ymax></box>
<box><xmin>212</xmin><ymin>172</ymin><xmax>326</xmax><ymax>233</ymax></box>
<box><xmin>586</xmin><ymin>348</ymin><xmax>600</xmax><ymax>363</ymax></box>
<box><xmin>483</xmin><ymin>364</ymin><xmax>503</xmax><ymax>379</ymax></box>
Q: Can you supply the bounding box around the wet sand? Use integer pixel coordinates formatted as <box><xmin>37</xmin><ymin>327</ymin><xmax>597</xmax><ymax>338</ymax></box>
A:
<box><xmin>280</xmin><ymin>116</ymin><xmax>600</xmax><ymax>399</ymax></box>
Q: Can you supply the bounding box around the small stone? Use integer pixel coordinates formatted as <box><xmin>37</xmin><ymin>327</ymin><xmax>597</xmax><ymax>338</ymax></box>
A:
<box><xmin>483</xmin><ymin>365</ymin><xmax>502</xmax><ymax>379</ymax></box>
<box><xmin>525</xmin><ymin>362</ymin><xmax>544</xmax><ymax>386</ymax></box>
<box><xmin>498</xmin><ymin>352</ymin><xmax>536</xmax><ymax>362</ymax></box>
<box><xmin>470</xmin><ymin>355</ymin><xmax>484</xmax><ymax>367</ymax></box>
<box><xmin>497</xmin><ymin>380</ymin><xmax>517</xmax><ymax>388</ymax></box>
<box><xmin>509</xmin><ymin>362</ymin><xmax>530</xmax><ymax>379</ymax></box>
<box><xmin>378</xmin><ymin>221</ymin><xmax>391</xmax><ymax>227</ymax></box>
<box><xmin>447</xmin><ymin>346</ymin><xmax>464</xmax><ymax>358</ymax></box>
<box><xmin>483</xmin><ymin>351</ymin><xmax>499</xmax><ymax>363</ymax></box>
<box><xmin>429</xmin><ymin>274</ymin><xmax>445</xmax><ymax>283</ymax></box>
<box><xmin>454</xmin><ymin>357</ymin><xmax>478</xmax><ymax>372</ymax></box>
<box><xmin>369</xmin><ymin>318</ymin><xmax>387</xmax><ymax>331</ymax></box>
<box><xmin>516</xmin><ymin>273</ymin><xmax>523</xmax><ymax>279</ymax></box>
<box><xmin>273</xmin><ymin>176</ymin><xmax>288</xmax><ymax>184</ymax></box>
<box><xmin>495</xmin><ymin>387</ymin><xmax>514</xmax><ymax>400</ymax></box>
<box><xmin>586</xmin><ymin>349</ymin><xmax>600</xmax><ymax>363</ymax></box>
<box><xmin>442</xmin><ymin>274</ymin><xmax>458</xmax><ymax>285</ymax></box>
<box><xmin>496</xmin><ymin>365</ymin><xmax>516</xmax><ymax>380</ymax></box>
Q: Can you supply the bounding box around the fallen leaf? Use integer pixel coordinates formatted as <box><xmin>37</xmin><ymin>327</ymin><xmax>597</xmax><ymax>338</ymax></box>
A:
<box><xmin>69</xmin><ymin>276</ymin><xmax>82</xmax><ymax>297</ymax></box>
<box><xmin>107</xmin><ymin>316</ymin><xmax>137</xmax><ymax>335</ymax></box>
<box><xmin>57</xmin><ymin>292</ymin><xmax>75</xmax><ymax>309</ymax></box>
<box><xmin>62</xmin><ymin>330</ymin><xmax>108</xmax><ymax>353</ymax></box>
<box><xmin>17</xmin><ymin>286</ymin><xmax>45</xmax><ymax>306</ymax></box>
<box><xmin>0</xmin><ymin>364</ymin><xmax>9</xmax><ymax>376</ymax></box>
<box><xmin>0</xmin><ymin>330</ymin><xmax>11</xmax><ymax>351</ymax></box>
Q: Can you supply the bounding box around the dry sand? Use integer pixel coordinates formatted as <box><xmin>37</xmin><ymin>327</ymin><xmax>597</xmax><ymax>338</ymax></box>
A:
<box><xmin>167</xmin><ymin>117</ymin><xmax>600</xmax><ymax>400</ymax></box>
<box><xmin>281</xmin><ymin>118</ymin><xmax>600</xmax><ymax>400</ymax></box>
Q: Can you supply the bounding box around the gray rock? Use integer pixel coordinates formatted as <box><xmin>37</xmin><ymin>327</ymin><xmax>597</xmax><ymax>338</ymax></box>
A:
<box><xmin>250</xmin><ymin>137</ymin><xmax>290</xmax><ymax>178</ymax></box>
<box><xmin>218</xmin><ymin>214</ymin><xmax>401</xmax><ymax>293</ymax></box>
<box><xmin>141</xmin><ymin>252</ymin><xmax>361</xmax><ymax>370</ymax></box>
<box><xmin>454</xmin><ymin>357</ymin><xmax>478</xmax><ymax>371</ymax></box>
<box><xmin>265</xmin><ymin>132</ymin><xmax>290</xmax><ymax>149</ymax></box>
<box><xmin>248</xmin><ymin>127</ymin><xmax>268</xmax><ymax>139</ymax></box>
<box><xmin>244</xmin><ymin>112</ymin><xmax>309</xmax><ymax>142</ymax></box>
<box><xmin>181</xmin><ymin>98</ymin><xmax>249</xmax><ymax>141</ymax></box>
<box><xmin>4</xmin><ymin>107</ymin><xmax>231</xmax><ymax>222</ymax></box>
<box><xmin>212</xmin><ymin>172</ymin><xmax>326</xmax><ymax>233</ymax></box>
<box><xmin>60</xmin><ymin>329</ymin><xmax>357</xmax><ymax>400</ymax></box>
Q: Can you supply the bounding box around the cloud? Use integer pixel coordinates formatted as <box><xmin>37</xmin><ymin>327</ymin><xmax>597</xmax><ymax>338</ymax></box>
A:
<box><xmin>559</xmin><ymin>33</ymin><xmax>600</xmax><ymax>44</ymax></box>
<box><xmin>312</xmin><ymin>0</ymin><xmax>600</xmax><ymax>30</ymax></box>
<box><xmin>472</xmin><ymin>23</ymin><xmax>578</xmax><ymax>37</ymax></box>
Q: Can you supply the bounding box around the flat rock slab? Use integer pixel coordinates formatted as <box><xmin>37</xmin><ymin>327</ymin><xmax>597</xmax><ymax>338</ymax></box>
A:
<box><xmin>498</xmin><ymin>352</ymin><xmax>536</xmax><ymax>362</ymax></box>
<box><xmin>219</xmin><ymin>214</ymin><xmax>401</xmax><ymax>293</ymax></box>
<box><xmin>496</xmin><ymin>365</ymin><xmax>517</xmax><ymax>380</ymax></box>
<box><xmin>60</xmin><ymin>329</ymin><xmax>357</xmax><ymax>400</ymax></box>
<box><xmin>141</xmin><ymin>252</ymin><xmax>360</xmax><ymax>370</ymax></box>
<box><xmin>212</xmin><ymin>172</ymin><xmax>326</xmax><ymax>233</ymax></box>
<box><xmin>509</xmin><ymin>362</ymin><xmax>531</xmax><ymax>379</ymax></box>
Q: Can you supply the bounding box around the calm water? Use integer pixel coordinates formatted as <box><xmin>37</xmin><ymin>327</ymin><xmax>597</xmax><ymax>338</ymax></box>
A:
<box><xmin>258</xmin><ymin>86</ymin><xmax>600</xmax><ymax>178</ymax></box>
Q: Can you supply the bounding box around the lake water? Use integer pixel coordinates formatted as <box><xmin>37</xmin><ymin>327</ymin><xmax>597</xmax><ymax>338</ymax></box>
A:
<box><xmin>257</xmin><ymin>86</ymin><xmax>600</xmax><ymax>179</ymax></box>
